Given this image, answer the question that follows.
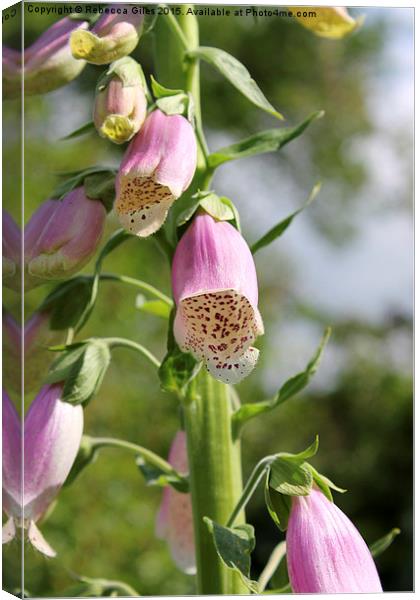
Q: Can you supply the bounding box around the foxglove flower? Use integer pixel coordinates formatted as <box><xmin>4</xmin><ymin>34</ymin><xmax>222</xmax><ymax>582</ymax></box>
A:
<box><xmin>286</xmin><ymin>486</ymin><xmax>383</xmax><ymax>593</ymax></box>
<box><xmin>156</xmin><ymin>432</ymin><xmax>195</xmax><ymax>574</ymax></box>
<box><xmin>3</xmin><ymin>310</ymin><xmax>65</xmax><ymax>394</ymax></box>
<box><xmin>93</xmin><ymin>58</ymin><xmax>147</xmax><ymax>144</ymax></box>
<box><xmin>2</xmin><ymin>210</ymin><xmax>21</xmax><ymax>292</ymax></box>
<box><xmin>24</xmin><ymin>17</ymin><xmax>88</xmax><ymax>96</ymax></box>
<box><xmin>2</xmin><ymin>385</ymin><xmax>84</xmax><ymax>557</ymax></box>
<box><xmin>172</xmin><ymin>213</ymin><xmax>264</xmax><ymax>384</ymax></box>
<box><xmin>115</xmin><ymin>109</ymin><xmax>197</xmax><ymax>237</ymax></box>
<box><xmin>25</xmin><ymin>187</ymin><xmax>106</xmax><ymax>289</ymax></box>
<box><xmin>70</xmin><ymin>5</ymin><xmax>143</xmax><ymax>65</ymax></box>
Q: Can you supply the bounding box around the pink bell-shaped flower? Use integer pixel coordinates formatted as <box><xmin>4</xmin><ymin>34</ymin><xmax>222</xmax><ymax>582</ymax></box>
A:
<box><xmin>2</xmin><ymin>385</ymin><xmax>84</xmax><ymax>557</ymax></box>
<box><xmin>24</xmin><ymin>17</ymin><xmax>88</xmax><ymax>96</ymax></box>
<box><xmin>172</xmin><ymin>213</ymin><xmax>264</xmax><ymax>384</ymax></box>
<box><xmin>70</xmin><ymin>4</ymin><xmax>143</xmax><ymax>65</ymax></box>
<box><xmin>156</xmin><ymin>431</ymin><xmax>196</xmax><ymax>574</ymax></box>
<box><xmin>286</xmin><ymin>486</ymin><xmax>383</xmax><ymax>593</ymax></box>
<box><xmin>24</xmin><ymin>187</ymin><xmax>106</xmax><ymax>289</ymax></box>
<box><xmin>115</xmin><ymin>109</ymin><xmax>197</xmax><ymax>237</ymax></box>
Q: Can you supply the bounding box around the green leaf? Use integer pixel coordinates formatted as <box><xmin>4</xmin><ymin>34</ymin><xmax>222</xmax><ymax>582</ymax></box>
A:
<box><xmin>97</xmin><ymin>57</ymin><xmax>145</xmax><ymax>90</ymax></box>
<box><xmin>189</xmin><ymin>46</ymin><xmax>283</xmax><ymax>120</ymax></box>
<box><xmin>232</xmin><ymin>327</ymin><xmax>331</xmax><ymax>434</ymax></box>
<box><xmin>39</xmin><ymin>277</ymin><xmax>92</xmax><ymax>330</ymax></box>
<box><xmin>156</xmin><ymin>93</ymin><xmax>189</xmax><ymax>116</ymax></box>
<box><xmin>158</xmin><ymin>343</ymin><xmax>201</xmax><ymax>397</ymax></box>
<box><xmin>61</xmin><ymin>121</ymin><xmax>95</xmax><ymax>141</ymax></box>
<box><xmin>369</xmin><ymin>528</ymin><xmax>401</xmax><ymax>558</ymax></box>
<box><xmin>46</xmin><ymin>339</ymin><xmax>111</xmax><ymax>406</ymax></box>
<box><xmin>204</xmin><ymin>518</ymin><xmax>258</xmax><ymax>590</ymax></box>
<box><xmin>264</xmin><ymin>475</ymin><xmax>291</xmax><ymax>532</ymax></box>
<box><xmin>208</xmin><ymin>111</ymin><xmax>323</xmax><ymax>168</ymax></box>
<box><xmin>136</xmin><ymin>457</ymin><xmax>188</xmax><ymax>493</ymax></box>
<box><xmin>251</xmin><ymin>181</ymin><xmax>322</xmax><ymax>254</ymax></box>
<box><xmin>135</xmin><ymin>294</ymin><xmax>171</xmax><ymax>319</ymax></box>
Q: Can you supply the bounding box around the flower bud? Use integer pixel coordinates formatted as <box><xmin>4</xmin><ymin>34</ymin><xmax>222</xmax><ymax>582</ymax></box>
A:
<box><xmin>2</xmin><ymin>210</ymin><xmax>21</xmax><ymax>292</ymax></box>
<box><xmin>93</xmin><ymin>59</ymin><xmax>147</xmax><ymax>144</ymax></box>
<box><xmin>286</xmin><ymin>487</ymin><xmax>383</xmax><ymax>593</ymax></box>
<box><xmin>24</xmin><ymin>17</ymin><xmax>88</xmax><ymax>96</ymax></box>
<box><xmin>156</xmin><ymin>432</ymin><xmax>196</xmax><ymax>574</ymax></box>
<box><xmin>2</xmin><ymin>384</ymin><xmax>84</xmax><ymax>556</ymax></box>
<box><xmin>70</xmin><ymin>5</ymin><xmax>143</xmax><ymax>65</ymax></box>
<box><xmin>25</xmin><ymin>187</ymin><xmax>106</xmax><ymax>289</ymax></box>
<box><xmin>172</xmin><ymin>213</ymin><xmax>264</xmax><ymax>384</ymax></box>
<box><xmin>115</xmin><ymin>109</ymin><xmax>197</xmax><ymax>237</ymax></box>
<box><xmin>3</xmin><ymin>310</ymin><xmax>66</xmax><ymax>394</ymax></box>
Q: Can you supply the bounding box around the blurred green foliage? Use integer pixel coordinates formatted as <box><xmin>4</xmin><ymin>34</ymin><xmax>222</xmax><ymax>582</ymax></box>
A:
<box><xmin>2</xmin><ymin>3</ymin><xmax>412</xmax><ymax>596</ymax></box>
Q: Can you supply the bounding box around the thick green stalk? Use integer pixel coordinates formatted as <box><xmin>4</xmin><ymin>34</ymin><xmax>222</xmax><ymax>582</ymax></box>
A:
<box><xmin>183</xmin><ymin>370</ymin><xmax>248</xmax><ymax>594</ymax></box>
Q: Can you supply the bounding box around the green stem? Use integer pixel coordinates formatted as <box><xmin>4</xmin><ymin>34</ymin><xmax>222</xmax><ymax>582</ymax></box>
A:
<box><xmin>105</xmin><ymin>337</ymin><xmax>161</xmax><ymax>368</ymax></box>
<box><xmin>178</xmin><ymin>6</ymin><xmax>209</xmax><ymax>165</ymax></box>
<box><xmin>183</xmin><ymin>370</ymin><xmax>248</xmax><ymax>594</ymax></box>
<box><xmin>226</xmin><ymin>456</ymin><xmax>274</xmax><ymax>528</ymax></box>
<box><xmin>99</xmin><ymin>273</ymin><xmax>173</xmax><ymax>306</ymax></box>
<box><xmin>86</xmin><ymin>435</ymin><xmax>183</xmax><ymax>481</ymax></box>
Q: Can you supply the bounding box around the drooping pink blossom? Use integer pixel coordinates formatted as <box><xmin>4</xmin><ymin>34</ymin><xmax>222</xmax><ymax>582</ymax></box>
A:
<box><xmin>286</xmin><ymin>486</ymin><xmax>383</xmax><ymax>593</ymax></box>
<box><xmin>115</xmin><ymin>109</ymin><xmax>197</xmax><ymax>237</ymax></box>
<box><xmin>93</xmin><ymin>59</ymin><xmax>147</xmax><ymax>144</ymax></box>
<box><xmin>156</xmin><ymin>431</ymin><xmax>196</xmax><ymax>574</ymax></box>
<box><xmin>172</xmin><ymin>213</ymin><xmax>264</xmax><ymax>384</ymax></box>
<box><xmin>2</xmin><ymin>46</ymin><xmax>22</xmax><ymax>98</ymax></box>
<box><xmin>2</xmin><ymin>385</ymin><xmax>84</xmax><ymax>557</ymax></box>
<box><xmin>24</xmin><ymin>187</ymin><xmax>106</xmax><ymax>289</ymax></box>
<box><xmin>24</xmin><ymin>17</ymin><xmax>88</xmax><ymax>96</ymax></box>
<box><xmin>70</xmin><ymin>5</ymin><xmax>143</xmax><ymax>65</ymax></box>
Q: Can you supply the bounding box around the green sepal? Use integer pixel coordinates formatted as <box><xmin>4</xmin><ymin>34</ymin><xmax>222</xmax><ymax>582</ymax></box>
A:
<box><xmin>51</xmin><ymin>166</ymin><xmax>117</xmax><ymax>213</ymax></box>
<box><xmin>97</xmin><ymin>57</ymin><xmax>146</xmax><ymax>91</ymax></box>
<box><xmin>136</xmin><ymin>457</ymin><xmax>189</xmax><ymax>493</ymax></box>
<box><xmin>369</xmin><ymin>528</ymin><xmax>401</xmax><ymax>559</ymax></box>
<box><xmin>188</xmin><ymin>46</ymin><xmax>283</xmax><ymax>120</ymax></box>
<box><xmin>64</xmin><ymin>435</ymin><xmax>100</xmax><ymax>487</ymax></box>
<box><xmin>46</xmin><ymin>338</ymin><xmax>111</xmax><ymax>406</ymax></box>
<box><xmin>308</xmin><ymin>464</ymin><xmax>346</xmax><ymax>502</ymax></box>
<box><xmin>232</xmin><ymin>327</ymin><xmax>331</xmax><ymax>436</ymax></box>
<box><xmin>150</xmin><ymin>75</ymin><xmax>193</xmax><ymax>119</ymax></box>
<box><xmin>159</xmin><ymin>344</ymin><xmax>201</xmax><ymax>398</ymax></box>
<box><xmin>158</xmin><ymin>308</ymin><xmax>201</xmax><ymax>397</ymax></box>
<box><xmin>268</xmin><ymin>437</ymin><xmax>318</xmax><ymax>496</ymax></box>
<box><xmin>135</xmin><ymin>294</ymin><xmax>171</xmax><ymax>319</ymax></box>
<box><xmin>84</xmin><ymin>171</ymin><xmax>116</xmax><ymax>212</ymax></box>
<box><xmin>208</xmin><ymin>111</ymin><xmax>324</xmax><ymax>168</ymax></box>
<box><xmin>251</xmin><ymin>181</ymin><xmax>322</xmax><ymax>254</ymax></box>
<box><xmin>264</xmin><ymin>474</ymin><xmax>291</xmax><ymax>531</ymax></box>
<box><xmin>39</xmin><ymin>276</ymin><xmax>92</xmax><ymax>330</ymax></box>
<box><xmin>204</xmin><ymin>518</ymin><xmax>259</xmax><ymax>592</ymax></box>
